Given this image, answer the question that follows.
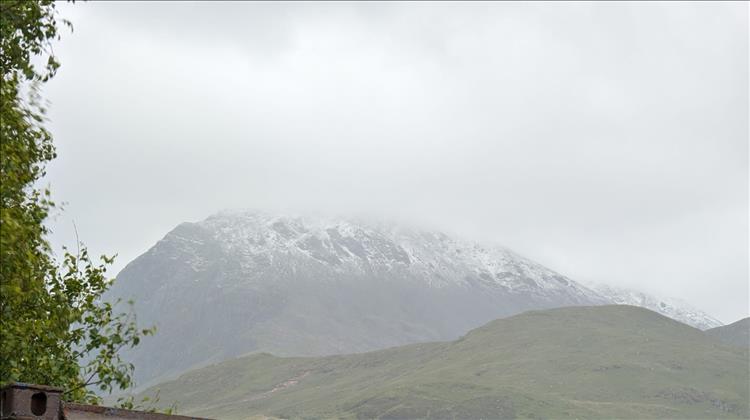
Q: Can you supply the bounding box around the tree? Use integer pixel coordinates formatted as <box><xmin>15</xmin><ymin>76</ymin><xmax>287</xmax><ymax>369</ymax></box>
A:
<box><xmin>1</xmin><ymin>0</ymin><xmax>153</xmax><ymax>403</ymax></box>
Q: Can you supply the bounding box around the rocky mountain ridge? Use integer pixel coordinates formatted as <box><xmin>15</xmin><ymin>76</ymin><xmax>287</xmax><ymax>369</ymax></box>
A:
<box><xmin>111</xmin><ymin>210</ymin><xmax>722</xmax><ymax>387</ymax></box>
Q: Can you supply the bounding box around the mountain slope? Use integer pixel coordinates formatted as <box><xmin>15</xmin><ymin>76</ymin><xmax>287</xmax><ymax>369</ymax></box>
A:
<box><xmin>112</xmin><ymin>210</ymin><xmax>608</xmax><ymax>387</ymax></box>
<box><xmin>587</xmin><ymin>283</ymin><xmax>722</xmax><ymax>330</ymax></box>
<box><xmin>707</xmin><ymin>318</ymin><xmax>750</xmax><ymax>348</ymax></box>
<box><xmin>140</xmin><ymin>305</ymin><xmax>749</xmax><ymax>419</ymax></box>
<box><xmin>110</xmin><ymin>210</ymin><xmax>720</xmax><ymax>388</ymax></box>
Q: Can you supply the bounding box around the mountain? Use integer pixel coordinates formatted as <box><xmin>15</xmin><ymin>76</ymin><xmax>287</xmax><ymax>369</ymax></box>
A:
<box><xmin>138</xmin><ymin>305</ymin><xmax>749</xmax><ymax>419</ymax></box>
<box><xmin>587</xmin><ymin>283</ymin><xmax>723</xmax><ymax>330</ymax></box>
<box><xmin>706</xmin><ymin>318</ymin><xmax>750</xmax><ymax>348</ymax></box>
<box><xmin>110</xmin><ymin>210</ymin><xmax>720</xmax><ymax>388</ymax></box>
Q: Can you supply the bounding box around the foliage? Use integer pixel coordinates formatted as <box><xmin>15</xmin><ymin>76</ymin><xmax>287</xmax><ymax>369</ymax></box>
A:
<box><xmin>0</xmin><ymin>0</ymin><xmax>153</xmax><ymax>404</ymax></box>
<box><xmin>117</xmin><ymin>390</ymin><xmax>177</xmax><ymax>415</ymax></box>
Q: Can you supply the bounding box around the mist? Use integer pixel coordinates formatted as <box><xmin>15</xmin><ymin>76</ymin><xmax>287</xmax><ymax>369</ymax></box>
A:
<box><xmin>43</xmin><ymin>2</ymin><xmax>747</xmax><ymax>323</ymax></box>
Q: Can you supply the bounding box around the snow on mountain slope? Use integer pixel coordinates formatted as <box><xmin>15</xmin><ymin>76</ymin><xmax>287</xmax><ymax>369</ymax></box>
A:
<box><xmin>111</xmin><ymin>210</ymin><xmax>721</xmax><ymax>388</ymax></box>
<box><xmin>197</xmin><ymin>210</ymin><xmax>603</xmax><ymax>300</ymax></box>
<box><xmin>587</xmin><ymin>283</ymin><xmax>722</xmax><ymax>330</ymax></box>
<box><xmin>197</xmin><ymin>210</ymin><xmax>721</xmax><ymax>330</ymax></box>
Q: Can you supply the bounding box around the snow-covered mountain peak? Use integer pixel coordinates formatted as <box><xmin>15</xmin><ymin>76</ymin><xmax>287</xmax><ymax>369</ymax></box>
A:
<box><xmin>115</xmin><ymin>209</ymin><xmax>724</xmax><ymax>386</ymax></box>
<box><xmin>188</xmin><ymin>210</ymin><xmax>600</xmax><ymax>297</ymax></box>
<box><xmin>147</xmin><ymin>209</ymin><xmax>725</xmax><ymax>333</ymax></box>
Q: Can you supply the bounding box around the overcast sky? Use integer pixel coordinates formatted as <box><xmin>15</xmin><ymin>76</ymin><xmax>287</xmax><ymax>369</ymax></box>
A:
<box><xmin>44</xmin><ymin>2</ymin><xmax>747</xmax><ymax>323</ymax></box>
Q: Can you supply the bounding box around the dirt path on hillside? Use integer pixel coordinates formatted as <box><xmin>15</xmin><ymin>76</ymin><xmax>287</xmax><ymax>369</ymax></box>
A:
<box><xmin>242</xmin><ymin>371</ymin><xmax>311</xmax><ymax>403</ymax></box>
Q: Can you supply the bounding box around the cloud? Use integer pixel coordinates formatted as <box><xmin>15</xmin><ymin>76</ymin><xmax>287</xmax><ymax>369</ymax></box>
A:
<box><xmin>45</xmin><ymin>2</ymin><xmax>747</xmax><ymax>322</ymax></box>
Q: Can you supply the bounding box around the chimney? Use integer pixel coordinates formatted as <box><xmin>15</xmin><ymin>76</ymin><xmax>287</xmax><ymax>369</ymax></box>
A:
<box><xmin>0</xmin><ymin>383</ymin><xmax>62</xmax><ymax>420</ymax></box>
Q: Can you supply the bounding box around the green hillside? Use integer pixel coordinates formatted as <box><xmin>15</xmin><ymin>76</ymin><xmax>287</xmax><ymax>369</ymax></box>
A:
<box><xmin>706</xmin><ymin>318</ymin><xmax>749</xmax><ymax>349</ymax></box>
<box><xmin>141</xmin><ymin>305</ymin><xmax>749</xmax><ymax>419</ymax></box>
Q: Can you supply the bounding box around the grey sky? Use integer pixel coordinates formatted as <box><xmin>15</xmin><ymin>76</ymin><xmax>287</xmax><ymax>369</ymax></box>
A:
<box><xmin>44</xmin><ymin>2</ymin><xmax>747</xmax><ymax>323</ymax></box>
